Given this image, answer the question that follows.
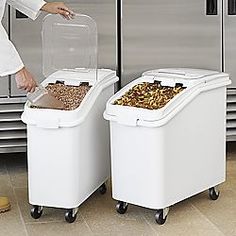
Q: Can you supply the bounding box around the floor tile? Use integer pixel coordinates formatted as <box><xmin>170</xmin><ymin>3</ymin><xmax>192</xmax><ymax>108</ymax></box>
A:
<box><xmin>221</xmin><ymin>157</ymin><xmax>236</xmax><ymax>193</ymax></box>
<box><xmin>26</xmin><ymin>220</ymin><xmax>92</xmax><ymax>236</ymax></box>
<box><xmin>190</xmin><ymin>189</ymin><xmax>236</xmax><ymax>236</ymax></box>
<box><xmin>141</xmin><ymin>199</ymin><xmax>224</xmax><ymax>236</ymax></box>
<box><xmin>5</xmin><ymin>154</ymin><xmax>28</xmax><ymax>188</ymax></box>
<box><xmin>8</xmin><ymin>166</ymin><xmax>28</xmax><ymax>188</ymax></box>
<box><xmin>79</xmin><ymin>189</ymin><xmax>157</xmax><ymax>236</ymax></box>
<box><xmin>0</xmin><ymin>175</ymin><xmax>27</xmax><ymax>236</ymax></box>
<box><xmin>226</xmin><ymin>157</ymin><xmax>236</xmax><ymax>176</ymax></box>
<box><xmin>14</xmin><ymin>188</ymin><xmax>66</xmax><ymax>224</ymax></box>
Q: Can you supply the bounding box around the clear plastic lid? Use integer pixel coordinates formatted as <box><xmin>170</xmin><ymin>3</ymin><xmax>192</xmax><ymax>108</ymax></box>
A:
<box><xmin>42</xmin><ymin>14</ymin><xmax>97</xmax><ymax>81</ymax></box>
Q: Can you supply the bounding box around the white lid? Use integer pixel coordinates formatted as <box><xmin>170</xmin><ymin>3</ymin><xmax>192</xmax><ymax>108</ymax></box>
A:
<box><xmin>42</xmin><ymin>14</ymin><xmax>97</xmax><ymax>82</ymax></box>
<box><xmin>143</xmin><ymin>68</ymin><xmax>219</xmax><ymax>80</ymax></box>
<box><xmin>104</xmin><ymin>69</ymin><xmax>230</xmax><ymax>127</ymax></box>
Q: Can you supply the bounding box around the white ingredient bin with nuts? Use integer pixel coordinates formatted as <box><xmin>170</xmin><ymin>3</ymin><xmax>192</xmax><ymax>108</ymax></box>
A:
<box><xmin>21</xmin><ymin>14</ymin><xmax>118</xmax><ymax>223</ymax></box>
<box><xmin>104</xmin><ymin>68</ymin><xmax>231</xmax><ymax>225</ymax></box>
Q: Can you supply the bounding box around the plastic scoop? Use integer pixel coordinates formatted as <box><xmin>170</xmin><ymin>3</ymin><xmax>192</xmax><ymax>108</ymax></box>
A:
<box><xmin>27</xmin><ymin>84</ymin><xmax>64</xmax><ymax>109</ymax></box>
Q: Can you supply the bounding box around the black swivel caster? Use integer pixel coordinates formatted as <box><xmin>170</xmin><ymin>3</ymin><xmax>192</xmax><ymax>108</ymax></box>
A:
<box><xmin>65</xmin><ymin>209</ymin><xmax>78</xmax><ymax>223</ymax></box>
<box><xmin>30</xmin><ymin>205</ymin><xmax>43</xmax><ymax>219</ymax></box>
<box><xmin>155</xmin><ymin>208</ymin><xmax>169</xmax><ymax>225</ymax></box>
<box><xmin>99</xmin><ymin>183</ymin><xmax>107</xmax><ymax>195</ymax></box>
<box><xmin>209</xmin><ymin>187</ymin><xmax>220</xmax><ymax>200</ymax></box>
<box><xmin>116</xmin><ymin>201</ymin><xmax>128</xmax><ymax>214</ymax></box>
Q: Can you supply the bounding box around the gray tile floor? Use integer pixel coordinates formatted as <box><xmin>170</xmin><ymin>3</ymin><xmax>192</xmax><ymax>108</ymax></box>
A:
<box><xmin>0</xmin><ymin>145</ymin><xmax>236</xmax><ymax>236</ymax></box>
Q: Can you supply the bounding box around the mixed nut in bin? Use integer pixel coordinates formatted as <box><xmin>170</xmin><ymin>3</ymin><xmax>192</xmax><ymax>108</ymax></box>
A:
<box><xmin>31</xmin><ymin>82</ymin><xmax>91</xmax><ymax>110</ymax></box>
<box><xmin>113</xmin><ymin>81</ymin><xmax>186</xmax><ymax>110</ymax></box>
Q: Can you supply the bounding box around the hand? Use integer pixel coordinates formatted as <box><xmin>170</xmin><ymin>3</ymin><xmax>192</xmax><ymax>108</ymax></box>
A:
<box><xmin>41</xmin><ymin>2</ymin><xmax>74</xmax><ymax>20</ymax></box>
<box><xmin>15</xmin><ymin>67</ymin><xmax>37</xmax><ymax>93</ymax></box>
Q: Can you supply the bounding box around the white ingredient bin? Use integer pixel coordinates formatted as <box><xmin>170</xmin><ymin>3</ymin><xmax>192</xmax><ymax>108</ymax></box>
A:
<box><xmin>21</xmin><ymin>14</ymin><xmax>118</xmax><ymax>223</ymax></box>
<box><xmin>104</xmin><ymin>68</ymin><xmax>231</xmax><ymax>225</ymax></box>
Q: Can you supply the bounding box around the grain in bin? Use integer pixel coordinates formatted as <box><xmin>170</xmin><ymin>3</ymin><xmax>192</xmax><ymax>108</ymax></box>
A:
<box><xmin>104</xmin><ymin>68</ymin><xmax>231</xmax><ymax>225</ymax></box>
<box><xmin>21</xmin><ymin>14</ymin><xmax>118</xmax><ymax>223</ymax></box>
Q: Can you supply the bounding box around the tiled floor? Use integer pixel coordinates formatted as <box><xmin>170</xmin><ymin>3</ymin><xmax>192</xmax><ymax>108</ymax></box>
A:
<box><xmin>0</xmin><ymin>145</ymin><xmax>236</xmax><ymax>236</ymax></box>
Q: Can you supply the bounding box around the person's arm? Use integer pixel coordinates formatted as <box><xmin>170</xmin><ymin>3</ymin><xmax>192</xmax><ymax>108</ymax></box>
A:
<box><xmin>1</xmin><ymin>0</ymin><xmax>48</xmax><ymax>77</ymax></box>
<box><xmin>7</xmin><ymin>0</ymin><xmax>46</xmax><ymax>20</ymax></box>
<box><xmin>0</xmin><ymin>26</ymin><xmax>37</xmax><ymax>92</ymax></box>
<box><xmin>7</xmin><ymin>1</ymin><xmax>74</xmax><ymax>20</ymax></box>
<box><xmin>0</xmin><ymin>36</ymin><xmax>24</xmax><ymax>77</ymax></box>
<box><xmin>0</xmin><ymin>39</ymin><xmax>36</xmax><ymax>93</ymax></box>
<box><xmin>2</xmin><ymin>1</ymin><xmax>73</xmax><ymax>92</ymax></box>
<box><xmin>41</xmin><ymin>2</ymin><xmax>74</xmax><ymax>19</ymax></box>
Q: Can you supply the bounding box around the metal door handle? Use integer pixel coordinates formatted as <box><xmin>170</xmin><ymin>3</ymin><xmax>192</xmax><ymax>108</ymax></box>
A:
<box><xmin>206</xmin><ymin>0</ymin><xmax>217</xmax><ymax>15</ymax></box>
<box><xmin>228</xmin><ymin>0</ymin><xmax>236</xmax><ymax>15</ymax></box>
<box><xmin>16</xmin><ymin>10</ymin><xmax>28</xmax><ymax>19</ymax></box>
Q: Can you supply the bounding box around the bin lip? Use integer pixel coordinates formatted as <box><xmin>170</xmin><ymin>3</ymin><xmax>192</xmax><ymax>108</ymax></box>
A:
<box><xmin>22</xmin><ymin>69</ymin><xmax>118</xmax><ymax>128</ymax></box>
<box><xmin>104</xmin><ymin>69</ymin><xmax>230</xmax><ymax>126</ymax></box>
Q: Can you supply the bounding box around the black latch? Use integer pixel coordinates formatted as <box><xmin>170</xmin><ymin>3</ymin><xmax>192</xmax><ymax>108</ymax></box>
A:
<box><xmin>16</xmin><ymin>10</ymin><xmax>28</xmax><ymax>19</ymax></box>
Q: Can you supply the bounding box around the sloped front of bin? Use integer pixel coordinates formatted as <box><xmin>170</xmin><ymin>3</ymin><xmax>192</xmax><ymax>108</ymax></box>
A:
<box><xmin>104</xmin><ymin>68</ymin><xmax>230</xmax><ymax>224</ymax></box>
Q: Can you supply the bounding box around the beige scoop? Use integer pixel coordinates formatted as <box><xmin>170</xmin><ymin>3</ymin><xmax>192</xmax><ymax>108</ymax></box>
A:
<box><xmin>27</xmin><ymin>84</ymin><xmax>64</xmax><ymax>109</ymax></box>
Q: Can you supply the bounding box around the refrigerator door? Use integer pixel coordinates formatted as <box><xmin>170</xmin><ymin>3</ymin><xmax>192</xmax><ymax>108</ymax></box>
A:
<box><xmin>225</xmin><ymin>0</ymin><xmax>236</xmax><ymax>141</ymax></box>
<box><xmin>225</xmin><ymin>0</ymin><xmax>236</xmax><ymax>87</ymax></box>
<box><xmin>0</xmin><ymin>5</ymin><xmax>9</xmax><ymax>97</ymax></box>
<box><xmin>9</xmin><ymin>0</ymin><xmax>116</xmax><ymax>96</ymax></box>
<box><xmin>121</xmin><ymin>0</ymin><xmax>222</xmax><ymax>86</ymax></box>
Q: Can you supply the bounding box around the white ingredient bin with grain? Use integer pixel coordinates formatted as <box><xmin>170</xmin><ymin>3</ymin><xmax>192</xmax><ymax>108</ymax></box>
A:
<box><xmin>21</xmin><ymin>14</ymin><xmax>118</xmax><ymax>223</ymax></box>
<box><xmin>104</xmin><ymin>68</ymin><xmax>230</xmax><ymax>225</ymax></box>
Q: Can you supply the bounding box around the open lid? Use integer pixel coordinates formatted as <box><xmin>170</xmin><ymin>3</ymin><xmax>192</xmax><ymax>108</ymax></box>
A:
<box><xmin>42</xmin><ymin>14</ymin><xmax>97</xmax><ymax>81</ymax></box>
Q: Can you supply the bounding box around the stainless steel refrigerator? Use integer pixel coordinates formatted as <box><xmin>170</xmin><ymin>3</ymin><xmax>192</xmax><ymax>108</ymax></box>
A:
<box><xmin>225</xmin><ymin>0</ymin><xmax>236</xmax><ymax>141</ymax></box>
<box><xmin>118</xmin><ymin>0</ymin><xmax>222</xmax><ymax>86</ymax></box>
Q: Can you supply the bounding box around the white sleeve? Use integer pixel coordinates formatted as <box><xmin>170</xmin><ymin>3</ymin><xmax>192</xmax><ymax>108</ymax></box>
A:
<box><xmin>0</xmin><ymin>40</ymin><xmax>24</xmax><ymax>76</ymax></box>
<box><xmin>7</xmin><ymin>0</ymin><xmax>46</xmax><ymax>20</ymax></box>
<box><xmin>0</xmin><ymin>26</ymin><xmax>24</xmax><ymax>77</ymax></box>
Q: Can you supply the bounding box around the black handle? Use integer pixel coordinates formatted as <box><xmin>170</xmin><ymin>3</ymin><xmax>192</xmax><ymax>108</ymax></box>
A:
<box><xmin>206</xmin><ymin>0</ymin><xmax>218</xmax><ymax>15</ymax></box>
<box><xmin>229</xmin><ymin>0</ymin><xmax>236</xmax><ymax>15</ymax></box>
<box><xmin>16</xmin><ymin>10</ymin><xmax>28</xmax><ymax>19</ymax></box>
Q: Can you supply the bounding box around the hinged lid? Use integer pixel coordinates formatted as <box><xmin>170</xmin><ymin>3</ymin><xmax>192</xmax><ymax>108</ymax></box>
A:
<box><xmin>104</xmin><ymin>69</ymin><xmax>230</xmax><ymax>127</ymax></box>
<box><xmin>42</xmin><ymin>14</ymin><xmax>97</xmax><ymax>82</ymax></box>
<box><xmin>143</xmin><ymin>68</ymin><xmax>219</xmax><ymax>80</ymax></box>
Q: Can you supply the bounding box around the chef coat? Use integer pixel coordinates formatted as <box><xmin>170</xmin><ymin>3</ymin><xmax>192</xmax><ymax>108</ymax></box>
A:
<box><xmin>0</xmin><ymin>0</ymin><xmax>46</xmax><ymax>76</ymax></box>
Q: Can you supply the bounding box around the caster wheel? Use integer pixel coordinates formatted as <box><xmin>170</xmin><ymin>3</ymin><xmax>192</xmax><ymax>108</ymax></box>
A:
<box><xmin>99</xmin><ymin>183</ymin><xmax>107</xmax><ymax>195</ymax></box>
<box><xmin>30</xmin><ymin>205</ymin><xmax>43</xmax><ymax>219</ymax></box>
<box><xmin>155</xmin><ymin>208</ymin><xmax>169</xmax><ymax>225</ymax></box>
<box><xmin>116</xmin><ymin>201</ymin><xmax>128</xmax><ymax>214</ymax></box>
<box><xmin>65</xmin><ymin>209</ymin><xmax>77</xmax><ymax>223</ymax></box>
<box><xmin>209</xmin><ymin>187</ymin><xmax>220</xmax><ymax>200</ymax></box>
